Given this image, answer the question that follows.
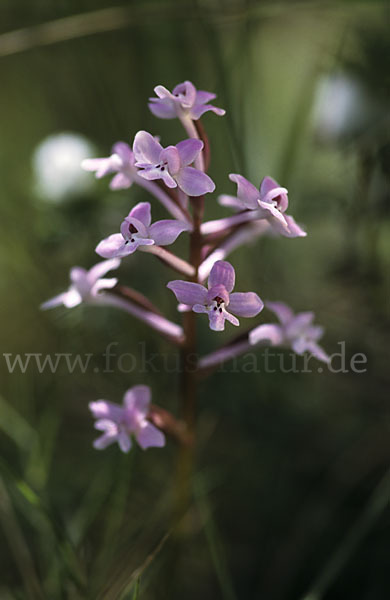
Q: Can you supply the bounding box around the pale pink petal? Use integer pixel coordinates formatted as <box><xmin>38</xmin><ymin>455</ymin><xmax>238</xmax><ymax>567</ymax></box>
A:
<box><xmin>87</xmin><ymin>258</ymin><xmax>121</xmax><ymax>284</ymax></box>
<box><xmin>117</xmin><ymin>431</ymin><xmax>132</xmax><ymax>453</ymax></box>
<box><xmin>149</xmin><ymin>219</ymin><xmax>191</xmax><ymax>246</ymax></box>
<box><xmin>93</xmin><ymin>432</ymin><xmax>118</xmax><ymax>450</ymax></box>
<box><xmin>89</xmin><ymin>400</ymin><xmax>124</xmax><ymax>422</ymax></box>
<box><xmin>40</xmin><ymin>293</ymin><xmax>68</xmax><ymax>310</ymax></box>
<box><xmin>190</xmin><ymin>104</ymin><xmax>226</xmax><ymax>119</ymax></box>
<box><xmin>218</xmin><ymin>194</ymin><xmax>246</xmax><ymax>211</ymax></box>
<box><xmin>136</xmin><ymin>422</ymin><xmax>165</xmax><ymax>449</ymax></box>
<box><xmin>172</xmin><ymin>81</ymin><xmax>197</xmax><ymax>107</ymax></box>
<box><xmin>224</xmin><ymin>311</ymin><xmax>240</xmax><ymax>327</ymax></box>
<box><xmin>206</xmin><ymin>283</ymin><xmax>230</xmax><ymax>305</ymax></box>
<box><xmin>129</xmin><ymin>202</ymin><xmax>152</xmax><ymax>227</ymax></box>
<box><xmin>228</xmin><ymin>292</ymin><xmax>264</xmax><ymax>317</ymax></box>
<box><xmin>111</xmin><ymin>142</ymin><xmax>133</xmax><ymax>164</ymax></box>
<box><xmin>133</xmin><ymin>130</ymin><xmax>162</xmax><ymax>165</ymax></box>
<box><xmin>70</xmin><ymin>267</ymin><xmax>88</xmax><ymax>284</ymax></box>
<box><xmin>154</xmin><ymin>85</ymin><xmax>175</xmax><ymax>100</ymax></box>
<box><xmin>249</xmin><ymin>323</ymin><xmax>284</xmax><ymax>346</ymax></box>
<box><xmin>229</xmin><ymin>174</ymin><xmax>259</xmax><ymax>209</ymax></box>
<box><xmin>260</xmin><ymin>177</ymin><xmax>288</xmax><ymax>212</ymax></box>
<box><xmin>208</xmin><ymin>260</ymin><xmax>235</xmax><ymax>292</ymax></box>
<box><xmin>63</xmin><ymin>288</ymin><xmax>83</xmax><ymax>308</ymax></box>
<box><xmin>95</xmin><ymin>234</ymin><xmax>131</xmax><ymax>259</ymax></box>
<box><xmin>109</xmin><ymin>173</ymin><xmax>132</xmax><ymax>190</ymax></box>
<box><xmin>266</xmin><ymin>301</ymin><xmax>294</xmax><ymax>325</ymax></box>
<box><xmin>176</xmin><ymin>139</ymin><xmax>203</xmax><ymax>166</ymax></box>
<box><xmin>167</xmin><ymin>280</ymin><xmax>207</xmax><ymax>306</ymax></box>
<box><xmin>305</xmin><ymin>341</ymin><xmax>330</xmax><ymax>363</ymax></box>
<box><xmin>148</xmin><ymin>98</ymin><xmax>177</xmax><ymax>119</ymax></box>
<box><xmin>160</xmin><ymin>146</ymin><xmax>181</xmax><ymax>174</ymax></box>
<box><xmin>81</xmin><ymin>157</ymin><xmax>114</xmax><ymax>178</ymax></box>
<box><xmin>196</xmin><ymin>91</ymin><xmax>217</xmax><ymax>104</ymax></box>
<box><xmin>287</xmin><ymin>312</ymin><xmax>314</xmax><ymax>338</ymax></box>
<box><xmin>124</xmin><ymin>385</ymin><xmax>151</xmax><ymax>417</ymax></box>
<box><xmin>207</xmin><ymin>308</ymin><xmax>230</xmax><ymax>331</ymax></box>
<box><xmin>138</xmin><ymin>166</ymin><xmax>177</xmax><ymax>188</ymax></box>
<box><xmin>91</xmin><ymin>277</ymin><xmax>118</xmax><ymax>294</ymax></box>
<box><xmin>175</xmin><ymin>167</ymin><xmax>215</xmax><ymax>196</ymax></box>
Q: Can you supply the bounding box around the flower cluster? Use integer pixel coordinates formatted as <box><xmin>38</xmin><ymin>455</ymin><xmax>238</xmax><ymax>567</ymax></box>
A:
<box><xmin>42</xmin><ymin>79</ymin><xmax>329</xmax><ymax>455</ymax></box>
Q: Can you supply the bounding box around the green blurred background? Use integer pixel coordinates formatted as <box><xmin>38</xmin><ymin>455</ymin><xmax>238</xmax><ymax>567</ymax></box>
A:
<box><xmin>0</xmin><ymin>1</ymin><xmax>389</xmax><ymax>598</ymax></box>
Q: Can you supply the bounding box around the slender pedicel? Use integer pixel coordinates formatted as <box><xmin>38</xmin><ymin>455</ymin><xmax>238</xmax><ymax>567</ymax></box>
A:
<box><xmin>141</xmin><ymin>245</ymin><xmax>196</xmax><ymax>278</ymax></box>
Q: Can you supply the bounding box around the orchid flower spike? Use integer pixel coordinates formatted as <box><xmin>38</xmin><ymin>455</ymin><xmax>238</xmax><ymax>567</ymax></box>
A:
<box><xmin>95</xmin><ymin>201</ymin><xmax>191</xmax><ymax>259</ymax></box>
<box><xmin>148</xmin><ymin>80</ymin><xmax>225</xmax><ymax>121</ymax></box>
<box><xmin>41</xmin><ymin>258</ymin><xmax>120</xmax><ymax>309</ymax></box>
<box><xmin>167</xmin><ymin>260</ymin><xmax>263</xmax><ymax>331</ymax></box>
<box><xmin>218</xmin><ymin>174</ymin><xmax>306</xmax><ymax>238</ymax></box>
<box><xmin>133</xmin><ymin>131</ymin><xmax>215</xmax><ymax>196</ymax></box>
<box><xmin>81</xmin><ymin>142</ymin><xmax>137</xmax><ymax>190</ymax></box>
<box><xmin>89</xmin><ymin>385</ymin><xmax>165</xmax><ymax>452</ymax></box>
<box><xmin>249</xmin><ymin>301</ymin><xmax>330</xmax><ymax>363</ymax></box>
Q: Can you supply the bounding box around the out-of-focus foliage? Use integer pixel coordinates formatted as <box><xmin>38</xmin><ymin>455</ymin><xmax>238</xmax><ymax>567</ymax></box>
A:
<box><xmin>0</xmin><ymin>1</ymin><xmax>389</xmax><ymax>599</ymax></box>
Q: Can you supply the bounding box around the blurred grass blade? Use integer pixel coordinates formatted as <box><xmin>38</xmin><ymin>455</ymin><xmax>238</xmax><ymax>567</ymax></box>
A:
<box><xmin>194</xmin><ymin>476</ymin><xmax>238</xmax><ymax>600</ymax></box>
<box><xmin>301</xmin><ymin>469</ymin><xmax>390</xmax><ymax>600</ymax></box>
<box><xmin>0</xmin><ymin>394</ymin><xmax>36</xmax><ymax>451</ymax></box>
<box><xmin>0</xmin><ymin>477</ymin><xmax>44</xmax><ymax>599</ymax></box>
<box><xmin>131</xmin><ymin>577</ymin><xmax>140</xmax><ymax>599</ymax></box>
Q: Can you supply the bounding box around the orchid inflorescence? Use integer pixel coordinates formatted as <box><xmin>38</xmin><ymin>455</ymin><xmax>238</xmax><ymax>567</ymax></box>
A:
<box><xmin>42</xmin><ymin>79</ymin><xmax>329</xmax><ymax>455</ymax></box>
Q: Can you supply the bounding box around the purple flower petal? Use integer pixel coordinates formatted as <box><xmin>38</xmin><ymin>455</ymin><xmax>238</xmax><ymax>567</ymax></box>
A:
<box><xmin>40</xmin><ymin>292</ymin><xmax>68</xmax><ymax>310</ymax></box>
<box><xmin>259</xmin><ymin>177</ymin><xmax>289</xmax><ymax>214</ymax></box>
<box><xmin>87</xmin><ymin>258</ymin><xmax>121</xmax><ymax>284</ymax></box>
<box><xmin>280</xmin><ymin>215</ymin><xmax>307</xmax><ymax>238</ymax></box>
<box><xmin>81</xmin><ymin>157</ymin><xmax>115</xmax><ymax>178</ymax></box>
<box><xmin>266</xmin><ymin>301</ymin><xmax>294</xmax><ymax>325</ymax></box>
<box><xmin>167</xmin><ymin>280</ymin><xmax>207</xmax><ymax>306</ymax></box>
<box><xmin>229</xmin><ymin>174</ymin><xmax>259</xmax><ymax>209</ymax></box>
<box><xmin>228</xmin><ymin>292</ymin><xmax>264</xmax><ymax>317</ymax></box>
<box><xmin>172</xmin><ymin>81</ymin><xmax>197</xmax><ymax>107</ymax></box>
<box><xmin>286</xmin><ymin>312</ymin><xmax>314</xmax><ymax>338</ymax></box>
<box><xmin>206</xmin><ymin>283</ymin><xmax>230</xmax><ymax>305</ymax></box>
<box><xmin>154</xmin><ymin>85</ymin><xmax>175</xmax><ymax>99</ymax></box>
<box><xmin>207</xmin><ymin>307</ymin><xmax>228</xmax><ymax>331</ymax></box>
<box><xmin>89</xmin><ymin>400</ymin><xmax>124</xmax><ymax>422</ymax></box>
<box><xmin>148</xmin><ymin>98</ymin><xmax>177</xmax><ymax>119</ymax></box>
<box><xmin>249</xmin><ymin>323</ymin><xmax>284</xmax><ymax>346</ymax></box>
<box><xmin>92</xmin><ymin>277</ymin><xmax>118</xmax><ymax>294</ymax></box>
<box><xmin>120</xmin><ymin>216</ymin><xmax>149</xmax><ymax>239</ymax></box>
<box><xmin>190</xmin><ymin>103</ymin><xmax>226</xmax><ymax>119</ymax></box>
<box><xmin>175</xmin><ymin>166</ymin><xmax>215</xmax><ymax>196</ymax></box>
<box><xmin>109</xmin><ymin>173</ymin><xmax>132</xmax><ymax>190</ymax></box>
<box><xmin>124</xmin><ymin>385</ymin><xmax>151</xmax><ymax>417</ymax></box>
<box><xmin>93</xmin><ymin>432</ymin><xmax>118</xmax><ymax>450</ymax></box>
<box><xmin>133</xmin><ymin>130</ymin><xmax>162</xmax><ymax>165</ymax></box>
<box><xmin>195</xmin><ymin>91</ymin><xmax>217</xmax><ymax>104</ymax></box>
<box><xmin>218</xmin><ymin>194</ymin><xmax>246</xmax><ymax>211</ymax></box>
<box><xmin>224</xmin><ymin>311</ymin><xmax>240</xmax><ymax>327</ymax></box>
<box><xmin>136</xmin><ymin>422</ymin><xmax>165</xmax><ymax>449</ymax></box>
<box><xmin>208</xmin><ymin>260</ymin><xmax>235</xmax><ymax>293</ymax></box>
<box><xmin>95</xmin><ymin>233</ymin><xmax>131</xmax><ymax>259</ymax></box>
<box><xmin>117</xmin><ymin>431</ymin><xmax>132</xmax><ymax>453</ymax></box>
<box><xmin>176</xmin><ymin>139</ymin><xmax>203</xmax><ymax>166</ymax></box>
<box><xmin>138</xmin><ymin>165</ymin><xmax>177</xmax><ymax>188</ymax></box>
<box><xmin>149</xmin><ymin>219</ymin><xmax>191</xmax><ymax>246</ymax></box>
<box><xmin>62</xmin><ymin>288</ymin><xmax>83</xmax><ymax>308</ymax></box>
<box><xmin>129</xmin><ymin>202</ymin><xmax>152</xmax><ymax>228</ymax></box>
<box><xmin>160</xmin><ymin>146</ymin><xmax>181</xmax><ymax>174</ymax></box>
<box><xmin>304</xmin><ymin>341</ymin><xmax>330</xmax><ymax>363</ymax></box>
<box><xmin>112</xmin><ymin>142</ymin><xmax>133</xmax><ymax>164</ymax></box>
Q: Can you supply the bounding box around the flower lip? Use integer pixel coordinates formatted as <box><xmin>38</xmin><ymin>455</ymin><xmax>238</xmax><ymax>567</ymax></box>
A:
<box><xmin>206</xmin><ymin>283</ymin><xmax>230</xmax><ymax>306</ymax></box>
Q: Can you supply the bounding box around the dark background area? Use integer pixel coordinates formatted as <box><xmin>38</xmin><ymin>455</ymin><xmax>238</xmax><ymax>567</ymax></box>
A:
<box><xmin>0</xmin><ymin>1</ymin><xmax>389</xmax><ymax>599</ymax></box>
